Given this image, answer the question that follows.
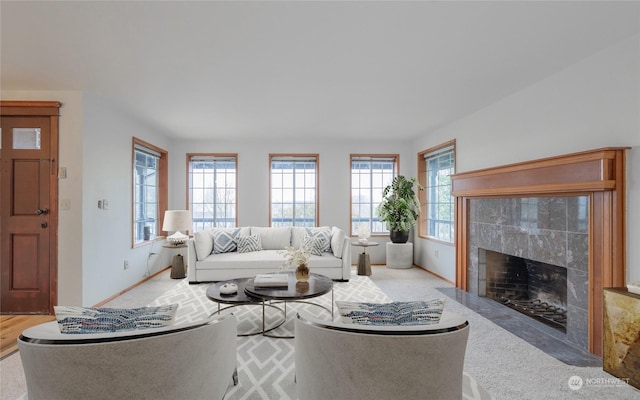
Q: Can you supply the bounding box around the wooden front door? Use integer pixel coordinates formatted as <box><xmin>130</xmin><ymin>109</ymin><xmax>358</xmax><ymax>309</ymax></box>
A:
<box><xmin>1</xmin><ymin>101</ymin><xmax>60</xmax><ymax>314</ymax></box>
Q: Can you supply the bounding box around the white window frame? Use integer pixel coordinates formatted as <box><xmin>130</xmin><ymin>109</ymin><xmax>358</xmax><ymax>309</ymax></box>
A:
<box><xmin>270</xmin><ymin>154</ymin><xmax>318</xmax><ymax>227</ymax></box>
<box><xmin>350</xmin><ymin>155</ymin><xmax>398</xmax><ymax>236</ymax></box>
<box><xmin>188</xmin><ymin>154</ymin><xmax>238</xmax><ymax>232</ymax></box>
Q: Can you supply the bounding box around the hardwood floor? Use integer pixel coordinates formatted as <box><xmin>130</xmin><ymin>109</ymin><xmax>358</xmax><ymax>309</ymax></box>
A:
<box><xmin>0</xmin><ymin>315</ymin><xmax>55</xmax><ymax>359</ymax></box>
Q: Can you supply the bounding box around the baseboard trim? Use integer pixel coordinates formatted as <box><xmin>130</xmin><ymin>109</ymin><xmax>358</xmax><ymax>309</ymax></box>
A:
<box><xmin>92</xmin><ymin>266</ymin><xmax>171</xmax><ymax>307</ymax></box>
<box><xmin>413</xmin><ymin>264</ymin><xmax>455</xmax><ymax>285</ymax></box>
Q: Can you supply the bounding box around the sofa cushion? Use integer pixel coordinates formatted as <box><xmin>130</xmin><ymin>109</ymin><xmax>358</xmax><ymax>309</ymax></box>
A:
<box><xmin>54</xmin><ymin>304</ymin><xmax>178</xmax><ymax>334</ymax></box>
<box><xmin>212</xmin><ymin>228</ymin><xmax>241</xmax><ymax>254</ymax></box>
<box><xmin>305</xmin><ymin>227</ymin><xmax>331</xmax><ymax>253</ymax></box>
<box><xmin>335</xmin><ymin>299</ymin><xmax>445</xmax><ymax>326</ymax></box>
<box><xmin>291</xmin><ymin>227</ymin><xmax>307</xmax><ymax>249</ymax></box>
<box><xmin>194</xmin><ymin>230</ymin><xmax>214</xmax><ymax>261</ymax></box>
<box><xmin>196</xmin><ymin>250</ymin><xmax>341</xmax><ymax>271</ymax></box>
<box><xmin>330</xmin><ymin>226</ymin><xmax>345</xmax><ymax>258</ymax></box>
<box><xmin>251</xmin><ymin>227</ymin><xmax>291</xmax><ymax>250</ymax></box>
<box><xmin>237</xmin><ymin>235</ymin><xmax>263</xmax><ymax>253</ymax></box>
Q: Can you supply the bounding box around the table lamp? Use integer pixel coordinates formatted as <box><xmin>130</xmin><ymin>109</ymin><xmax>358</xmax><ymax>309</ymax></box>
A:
<box><xmin>162</xmin><ymin>210</ymin><xmax>192</xmax><ymax>245</ymax></box>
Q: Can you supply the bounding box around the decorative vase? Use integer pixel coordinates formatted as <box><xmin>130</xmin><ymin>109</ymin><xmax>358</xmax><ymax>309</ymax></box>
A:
<box><xmin>296</xmin><ymin>281</ymin><xmax>310</xmax><ymax>294</ymax></box>
<box><xmin>296</xmin><ymin>263</ymin><xmax>310</xmax><ymax>282</ymax></box>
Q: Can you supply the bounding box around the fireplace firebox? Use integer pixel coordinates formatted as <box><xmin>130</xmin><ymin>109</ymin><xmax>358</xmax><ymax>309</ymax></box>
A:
<box><xmin>479</xmin><ymin>249</ymin><xmax>567</xmax><ymax>332</ymax></box>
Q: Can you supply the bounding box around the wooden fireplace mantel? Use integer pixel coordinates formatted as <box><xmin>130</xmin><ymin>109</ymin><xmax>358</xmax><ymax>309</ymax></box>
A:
<box><xmin>451</xmin><ymin>147</ymin><xmax>627</xmax><ymax>356</ymax></box>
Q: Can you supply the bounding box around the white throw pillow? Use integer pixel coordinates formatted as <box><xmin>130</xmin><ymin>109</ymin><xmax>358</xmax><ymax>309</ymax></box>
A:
<box><xmin>331</xmin><ymin>226</ymin><xmax>345</xmax><ymax>257</ymax></box>
<box><xmin>237</xmin><ymin>235</ymin><xmax>263</xmax><ymax>253</ymax></box>
<box><xmin>194</xmin><ymin>230</ymin><xmax>214</xmax><ymax>261</ymax></box>
<box><xmin>251</xmin><ymin>227</ymin><xmax>291</xmax><ymax>250</ymax></box>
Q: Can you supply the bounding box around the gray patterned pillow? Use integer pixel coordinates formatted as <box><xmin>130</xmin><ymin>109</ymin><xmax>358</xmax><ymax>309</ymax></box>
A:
<box><xmin>237</xmin><ymin>235</ymin><xmax>262</xmax><ymax>253</ymax></box>
<box><xmin>54</xmin><ymin>304</ymin><xmax>178</xmax><ymax>334</ymax></box>
<box><xmin>336</xmin><ymin>299</ymin><xmax>445</xmax><ymax>326</ymax></box>
<box><xmin>212</xmin><ymin>228</ymin><xmax>241</xmax><ymax>254</ymax></box>
<box><xmin>303</xmin><ymin>235</ymin><xmax>323</xmax><ymax>256</ymax></box>
<box><xmin>305</xmin><ymin>227</ymin><xmax>331</xmax><ymax>253</ymax></box>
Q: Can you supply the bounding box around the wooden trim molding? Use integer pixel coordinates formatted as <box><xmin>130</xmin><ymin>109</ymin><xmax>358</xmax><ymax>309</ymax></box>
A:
<box><xmin>349</xmin><ymin>154</ymin><xmax>400</xmax><ymax>236</ymax></box>
<box><xmin>268</xmin><ymin>153</ymin><xmax>320</xmax><ymax>227</ymax></box>
<box><xmin>417</xmin><ymin>139</ymin><xmax>456</xmax><ymax>239</ymax></box>
<box><xmin>451</xmin><ymin>147</ymin><xmax>627</xmax><ymax>356</ymax></box>
<box><xmin>185</xmin><ymin>153</ymin><xmax>239</xmax><ymax>226</ymax></box>
<box><xmin>0</xmin><ymin>101</ymin><xmax>61</xmax><ymax>116</ymax></box>
<box><xmin>132</xmin><ymin>137</ymin><xmax>168</xmax><ymax>247</ymax></box>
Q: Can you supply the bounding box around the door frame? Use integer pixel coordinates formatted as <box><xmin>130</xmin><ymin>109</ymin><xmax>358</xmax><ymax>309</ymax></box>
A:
<box><xmin>1</xmin><ymin>100</ymin><xmax>60</xmax><ymax>314</ymax></box>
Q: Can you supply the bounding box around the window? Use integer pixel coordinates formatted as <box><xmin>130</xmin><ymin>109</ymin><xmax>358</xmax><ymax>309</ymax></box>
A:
<box><xmin>132</xmin><ymin>138</ymin><xmax>167</xmax><ymax>246</ymax></box>
<box><xmin>270</xmin><ymin>154</ymin><xmax>318</xmax><ymax>227</ymax></box>
<box><xmin>350</xmin><ymin>155</ymin><xmax>398</xmax><ymax>235</ymax></box>
<box><xmin>418</xmin><ymin>141</ymin><xmax>455</xmax><ymax>242</ymax></box>
<box><xmin>188</xmin><ymin>154</ymin><xmax>237</xmax><ymax>231</ymax></box>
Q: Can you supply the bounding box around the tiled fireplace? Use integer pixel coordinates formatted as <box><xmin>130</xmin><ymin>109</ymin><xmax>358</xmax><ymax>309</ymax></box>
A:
<box><xmin>451</xmin><ymin>148</ymin><xmax>627</xmax><ymax>356</ymax></box>
<box><xmin>468</xmin><ymin>196</ymin><xmax>589</xmax><ymax>349</ymax></box>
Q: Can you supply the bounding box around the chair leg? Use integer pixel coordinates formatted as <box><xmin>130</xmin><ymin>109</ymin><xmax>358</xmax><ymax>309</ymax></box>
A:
<box><xmin>232</xmin><ymin>367</ymin><xmax>239</xmax><ymax>385</ymax></box>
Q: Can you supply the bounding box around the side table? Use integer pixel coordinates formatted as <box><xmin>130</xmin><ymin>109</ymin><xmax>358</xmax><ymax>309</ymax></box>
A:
<box><xmin>386</xmin><ymin>242</ymin><xmax>413</xmax><ymax>269</ymax></box>
<box><xmin>603</xmin><ymin>288</ymin><xmax>640</xmax><ymax>390</ymax></box>
<box><xmin>163</xmin><ymin>244</ymin><xmax>187</xmax><ymax>279</ymax></box>
<box><xmin>351</xmin><ymin>241</ymin><xmax>379</xmax><ymax>276</ymax></box>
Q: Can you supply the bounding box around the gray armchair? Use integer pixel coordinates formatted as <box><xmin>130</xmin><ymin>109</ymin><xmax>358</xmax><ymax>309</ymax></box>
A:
<box><xmin>295</xmin><ymin>311</ymin><xmax>471</xmax><ymax>400</ymax></box>
<box><xmin>18</xmin><ymin>315</ymin><xmax>238</xmax><ymax>400</ymax></box>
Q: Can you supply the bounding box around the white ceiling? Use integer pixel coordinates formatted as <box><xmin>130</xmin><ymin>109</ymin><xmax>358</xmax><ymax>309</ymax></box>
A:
<box><xmin>2</xmin><ymin>1</ymin><xmax>639</xmax><ymax>141</ymax></box>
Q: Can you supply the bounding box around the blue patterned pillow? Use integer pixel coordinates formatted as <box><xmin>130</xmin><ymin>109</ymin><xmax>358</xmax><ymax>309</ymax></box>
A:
<box><xmin>304</xmin><ymin>227</ymin><xmax>331</xmax><ymax>253</ymax></box>
<box><xmin>237</xmin><ymin>235</ymin><xmax>262</xmax><ymax>253</ymax></box>
<box><xmin>212</xmin><ymin>228</ymin><xmax>241</xmax><ymax>254</ymax></box>
<box><xmin>54</xmin><ymin>304</ymin><xmax>178</xmax><ymax>334</ymax></box>
<box><xmin>336</xmin><ymin>299</ymin><xmax>445</xmax><ymax>326</ymax></box>
<box><xmin>303</xmin><ymin>235</ymin><xmax>323</xmax><ymax>256</ymax></box>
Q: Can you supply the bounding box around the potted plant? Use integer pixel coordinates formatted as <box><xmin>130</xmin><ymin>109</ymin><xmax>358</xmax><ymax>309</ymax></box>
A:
<box><xmin>376</xmin><ymin>175</ymin><xmax>424</xmax><ymax>243</ymax></box>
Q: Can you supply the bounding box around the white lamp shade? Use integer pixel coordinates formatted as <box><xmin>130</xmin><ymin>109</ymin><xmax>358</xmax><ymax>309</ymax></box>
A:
<box><xmin>162</xmin><ymin>210</ymin><xmax>193</xmax><ymax>233</ymax></box>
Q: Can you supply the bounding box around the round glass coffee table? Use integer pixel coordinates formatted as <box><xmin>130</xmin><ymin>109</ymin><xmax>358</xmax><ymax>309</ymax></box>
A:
<box><xmin>244</xmin><ymin>272</ymin><xmax>334</xmax><ymax>339</ymax></box>
<box><xmin>206</xmin><ymin>278</ymin><xmax>286</xmax><ymax>336</ymax></box>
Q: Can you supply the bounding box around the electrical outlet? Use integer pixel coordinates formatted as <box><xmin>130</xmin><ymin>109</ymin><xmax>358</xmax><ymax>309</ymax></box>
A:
<box><xmin>434</xmin><ymin>249</ymin><xmax>439</xmax><ymax>258</ymax></box>
<box><xmin>124</xmin><ymin>260</ymin><xmax>129</xmax><ymax>270</ymax></box>
<box><xmin>60</xmin><ymin>198</ymin><xmax>71</xmax><ymax>210</ymax></box>
<box><xmin>103</xmin><ymin>199</ymin><xmax>109</xmax><ymax>210</ymax></box>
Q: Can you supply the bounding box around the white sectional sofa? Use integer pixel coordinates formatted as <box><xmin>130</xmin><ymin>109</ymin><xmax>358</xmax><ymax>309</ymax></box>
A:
<box><xmin>186</xmin><ymin>226</ymin><xmax>351</xmax><ymax>283</ymax></box>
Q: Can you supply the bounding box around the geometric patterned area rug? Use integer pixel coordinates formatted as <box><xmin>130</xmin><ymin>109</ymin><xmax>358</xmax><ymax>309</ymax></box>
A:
<box><xmin>149</xmin><ymin>270</ymin><xmax>492</xmax><ymax>400</ymax></box>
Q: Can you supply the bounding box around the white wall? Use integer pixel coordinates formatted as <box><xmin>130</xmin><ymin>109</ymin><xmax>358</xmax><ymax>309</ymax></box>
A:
<box><xmin>413</xmin><ymin>33</ymin><xmax>640</xmax><ymax>283</ymax></box>
<box><xmin>81</xmin><ymin>94</ymin><xmax>175</xmax><ymax>305</ymax></box>
<box><xmin>170</xmin><ymin>137</ymin><xmax>413</xmax><ymax>265</ymax></box>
